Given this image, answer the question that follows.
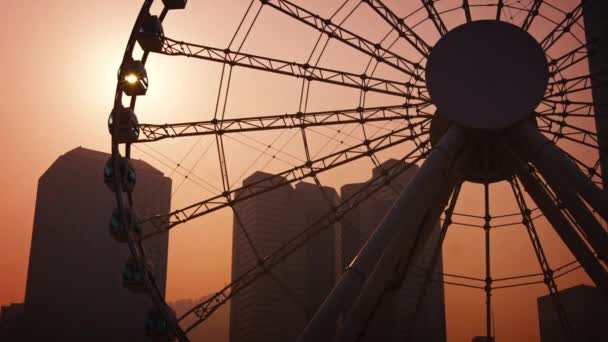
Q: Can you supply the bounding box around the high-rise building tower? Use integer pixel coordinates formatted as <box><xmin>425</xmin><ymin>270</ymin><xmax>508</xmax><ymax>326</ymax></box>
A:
<box><xmin>340</xmin><ymin>159</ymin><xmax>447</xmax><ymax>342</ymax></box>
<box><xmin>22</xmin><ymin>147</ymin><xmax>171</xmax><ymax>341</ymax></box>
<box><xmin>538</xmin><ymin>285</ymin><xmax>608</xmax><ymax>342</ymax></box>
<box><xmin>229</xmin><ymin>172</ymin><xmax>339</xmax><ymax>342</ymax></box>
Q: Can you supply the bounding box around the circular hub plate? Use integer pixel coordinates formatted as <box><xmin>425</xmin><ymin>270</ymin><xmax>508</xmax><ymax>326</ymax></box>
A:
<box><xmin>426</xmin><ymin>21</ymin><xmax>548</xmax><ymax>130</ymax></box>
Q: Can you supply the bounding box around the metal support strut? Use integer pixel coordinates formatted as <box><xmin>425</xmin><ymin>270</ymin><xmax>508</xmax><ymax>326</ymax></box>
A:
<box><xmin>296</xmin><ymin>125</ymin><xmax>466</xmax><ymax>342</ymax></box>
<box><xmin>502</xmin><ymin>140</ymin><xmax>608</xmax><ymax>298</ymax></box>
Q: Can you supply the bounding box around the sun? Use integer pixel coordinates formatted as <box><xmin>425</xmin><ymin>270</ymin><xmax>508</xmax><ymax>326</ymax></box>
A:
<box><xmin>124</xmin><ymin>73</ymin><xmax>139</xmax><ymax>84</ymax></box>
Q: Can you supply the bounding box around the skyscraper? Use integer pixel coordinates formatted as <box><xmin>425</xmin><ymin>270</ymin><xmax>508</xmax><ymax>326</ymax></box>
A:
<box><xmin>538</xmin><ymin>284</ymin><xmax>608</xmax><ymax>342</ymax></box>
<box><xmin>229</xmin><ymin>172</ymin><xmax>339</xmax><ymax>342</ymax></box>
<box><xmin>340</xmin><ymin>159</ymin><xmax>447</xmax><ymax>342</ymax></box>
<box><xmin>22</xmin><ymin>147</ymin><xmax>171</xmax><ymax>341</ymax></box>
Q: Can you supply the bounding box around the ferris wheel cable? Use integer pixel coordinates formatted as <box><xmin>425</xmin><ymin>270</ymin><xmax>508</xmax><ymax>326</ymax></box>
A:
<box><xmin>261</xmin><ymin>0</ymin><xmax>425</xmax><ymax>79</ymax></box>
<box><xmin>131</xmin><ymin>144</ymin><xmax>219</xmax><ymax>195</ymax></box>
<box><xmin>231</xmin><ymin>130</ymin><xmax>297</xmax><ymax>187</ymax></box>
<box><xmin>364</xmin><ymin>0</ymin><xmax>431</xmax><ymax>57</ymax></box>
<box><xmin>138</xmin><ymin>123</ymin><xmax>431</xmax><ymax>235</ymax></box>
<box><xmin>227</xmin><ymin>0</ymin><xmax>257</xmax><ymax>50</ymax></box>
<box><xmin>224</xmin><ymin>133</ymin><xmax>298</xmax><ymax>168</ymax></box>
<box><xmin>236</xmin><ymin>130</ymin><xmax>303</xmax><ymax>163</ymax></box>
<box><xmin>171</xmin><ymin>142</ymin><xmax>221</xmax><ymax>197</ymax></box>
<box><xmin>155</xmin><ymin>123</ymin><xmax>429</xmax><ymax>234</ymax></box>
<box><xmin>543</xmin><ymin>0</ymin><xmax>576</xmax><ymax>16</ymax></box>
<box><xmin>539</xmin><ymin>3</ymin><xmax>583</xmax><ymax>51</ymax></box>
<box><xmin>135</xmin><ymin>104</ymin><xmax>430</xmax><ymax>142</ymax></box>
<box><xmin>158</xmin><ymin>37</ymin><xmax>426</xmax><ymax>98</ymax></box>
<box><xmin>179</xmin><ymin>148</ymin><xmax>428</xmax><ymax>332</ymax></box>
<box><xmin>215</xmin><ymin>136</ymin><xmax>231</xmax><ymax>193</ymax></box>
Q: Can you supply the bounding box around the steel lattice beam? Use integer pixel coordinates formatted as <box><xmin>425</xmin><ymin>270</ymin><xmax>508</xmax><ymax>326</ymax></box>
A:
<box><xmin>540</xmin><ymin>3</ymin><xmax>583</xmax><ymax>51</ymax></box>
<box><xmin>159</xmin><ymin>36</ymin><xmax>425</xmax><ymax>99</ymax></box>
<box><xmin>139</xmin><ymin>121</ymin><xmax>430</xmax><ymax>233</ymax></box>
<box><xmin>364</xmin><ymin>0</ymin><xmax>431</xmax><ymax>57</ymax></box>
<box><xmin>421</xmin><ymin>0</ymin><xmax>448</xmax><ymax>36</ymax></box>
<box><xmin>521</xmin><ymin>0</ymin><xmax>543</xmax><ymax>31</ymax></box>
<box><xmin>262</xmin><ymin>0</ymin><xmax>425</xmax><ymax>81</ymax></box>
<box><xmin>136</xmin><ymin>104</ymin><xmax>430</xmax><ymax>142</ymax></box>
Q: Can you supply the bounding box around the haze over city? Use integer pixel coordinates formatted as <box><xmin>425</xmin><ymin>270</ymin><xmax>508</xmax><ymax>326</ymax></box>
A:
<box><xmin>1</xmin><ymin>0</ymin><xmax>605</xmax><ymax>341</ymax></box>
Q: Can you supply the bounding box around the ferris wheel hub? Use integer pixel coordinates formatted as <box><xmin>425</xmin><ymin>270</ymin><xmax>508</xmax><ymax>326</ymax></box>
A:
<box><xmin>426</xmin><ymin>20</ymin><xmax>548</xmax><ymax>130</ymax></box>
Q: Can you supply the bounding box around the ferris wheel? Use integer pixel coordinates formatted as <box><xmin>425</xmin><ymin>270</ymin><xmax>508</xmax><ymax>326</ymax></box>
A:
<box><xmin>107</xmin><ymin>0</ymin><xmax>607</xmax><ymax>341</ymax></box>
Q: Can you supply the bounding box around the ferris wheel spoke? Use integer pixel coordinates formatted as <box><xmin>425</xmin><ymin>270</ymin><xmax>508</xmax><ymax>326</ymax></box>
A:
<box><xmin>521</xmin><ymin>0</ymin><xmax>543</xmax><ymax>31</ymax></box>
<box><xmin>139</xmin><ymin>123</ymin><xmax>431</xmax><ymax>235</ymax></box>
<box><xmin>178</xmin><ymin>147</ymin><xmax>427</xmax><ymax>332</ymax></box>
<box><xmin>539</xmin><ymin>3</ymin><xmax>583</xmax><ymax>52</ymax></box>
<box><xmin>364</xmin><ymin>0</ymin><xmax>431</xmax><ymax>57</ymax></box>
<box><xmin>136</xmin><ymin>104</ymin><xmax>431</xmax><ymax>142</ymax></box>
<box><xmin>261</xmin><ymin>0</ymin><xmax>424</xmax><ymax>80</ymax></box>
<box><xmin>159</xmin><ymin>36</ymin><xmax>424</xmax><ymax>98</ymax></box>
<box><xmin>421</xmin><ymin>0</ymin><xmax>449</xmax><ymax>36</ymax></box>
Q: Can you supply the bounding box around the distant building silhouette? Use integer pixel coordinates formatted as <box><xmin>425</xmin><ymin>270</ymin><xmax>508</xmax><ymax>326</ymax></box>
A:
<box><xmin>229</xmin><ymin>172</ymin><xmax>339</xmax><ymax>342</ymax></box>
<box><xmin>21</xmin><ymin>147</ymin><xmax>171</xmax><ymax>341</ymax></box>
<box><xmin>538</xmin><ymin>284</ymin><xmax>608</xmax><ymax>342</ymax></box>
<box><xmin>340</xmin><ymin>159</ymin><xmax>447</xmax><ymax>342</ymax></box>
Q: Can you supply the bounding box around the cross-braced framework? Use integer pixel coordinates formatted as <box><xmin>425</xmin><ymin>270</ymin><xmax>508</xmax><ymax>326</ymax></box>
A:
<box><xmin>108</xmin><ymin>1</ymin><xmax>607</xmax><ymax>341</ymax></box>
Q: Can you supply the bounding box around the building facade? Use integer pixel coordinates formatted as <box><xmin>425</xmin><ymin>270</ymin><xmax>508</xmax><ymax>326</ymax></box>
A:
<box><xmin>538</xmin><ymin>285</ymin><xmax>608</xmax><ymax>342</ymax></box>
<box><xmin>229</xmin><ymin>172</ymin><xmax>339</xmax><ymax>342</ymax></box>
<box><xmin>340</xmin><ymin>159</ymin><xmax>447</xmax><ymax>342</ymax></box>
<box><xmin>22</xmin><ymin>147</ymin><xmax>171</xmax><ymax>341</ymax></box>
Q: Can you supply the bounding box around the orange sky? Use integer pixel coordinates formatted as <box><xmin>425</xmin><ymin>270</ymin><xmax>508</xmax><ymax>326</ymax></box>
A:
<box><xmin>0</xmin><ymin>1</ymin><xmax>600</xmax><ymax>341</ymax></box>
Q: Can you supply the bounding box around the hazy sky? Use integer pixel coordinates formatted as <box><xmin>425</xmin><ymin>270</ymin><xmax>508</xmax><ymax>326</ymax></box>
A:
<box><xmin>0</xmin><ymin>1</ymin><xmax>597</xmax><ymax>341</ymax></box>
